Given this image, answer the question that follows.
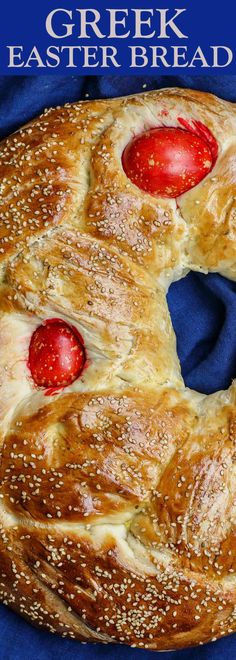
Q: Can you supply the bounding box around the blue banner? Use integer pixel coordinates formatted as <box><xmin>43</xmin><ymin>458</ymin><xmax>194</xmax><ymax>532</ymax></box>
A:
<box><xmin>0</xmin><ymin>0</ymin><xmax>235</xmax><ymax>75</ymax></box>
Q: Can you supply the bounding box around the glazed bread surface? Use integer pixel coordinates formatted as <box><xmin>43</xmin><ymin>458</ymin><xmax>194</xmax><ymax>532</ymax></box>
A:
<box><xmin>1</xmin><ymin>88</ymin><xmax>236</xmax><ymax>650</ymax></box>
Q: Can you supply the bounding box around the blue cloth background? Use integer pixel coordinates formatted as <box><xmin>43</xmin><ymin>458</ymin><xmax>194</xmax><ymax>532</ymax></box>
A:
<box><xmin>1</xmin><ymin>75</ymin><xmax>236</xmax><ymax>659</ymax></box>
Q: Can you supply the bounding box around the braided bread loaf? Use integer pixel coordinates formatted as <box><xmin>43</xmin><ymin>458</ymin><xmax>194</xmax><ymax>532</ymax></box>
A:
<box><xmin>0</xmin><ymin>88</ymin><xmax>236</xmax><ymax>650</ymax></box>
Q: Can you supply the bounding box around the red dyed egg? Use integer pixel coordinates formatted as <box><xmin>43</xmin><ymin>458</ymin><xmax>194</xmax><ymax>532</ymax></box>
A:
<box><xmin>28</xmin><ymin>319</ymin><xmax>85</xmax><ymax>388</ymax></box>
<box><xmin>122</xmin><ymin>126</ymin><xmax>214</xmax><ymax>198</ymax></box>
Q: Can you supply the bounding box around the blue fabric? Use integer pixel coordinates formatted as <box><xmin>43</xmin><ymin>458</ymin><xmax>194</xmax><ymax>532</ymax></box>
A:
<box><xmin>1</xmin><ymin>75</ymin><xmax>236</xmax><ymax>659</ymax></box>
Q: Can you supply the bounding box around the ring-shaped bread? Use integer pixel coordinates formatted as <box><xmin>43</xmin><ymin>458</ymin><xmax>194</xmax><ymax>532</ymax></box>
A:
<box><xmin>0</xmin><ymin>88</ymin><xmax>236</xmax><ymax>650</ymax></box>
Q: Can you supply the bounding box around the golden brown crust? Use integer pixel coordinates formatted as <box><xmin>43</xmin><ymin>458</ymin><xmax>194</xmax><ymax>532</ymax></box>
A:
<box><xmin>1</xmin><ymin>88</ymin><xmax>236</xmax><ymax>649</ymax></box>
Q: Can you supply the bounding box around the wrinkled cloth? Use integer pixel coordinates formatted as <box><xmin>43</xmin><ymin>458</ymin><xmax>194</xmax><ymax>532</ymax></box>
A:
<box><xmin>0</xmin><ymin>74</ymin><xmax>236</xmax><ymax>659</ymax></box>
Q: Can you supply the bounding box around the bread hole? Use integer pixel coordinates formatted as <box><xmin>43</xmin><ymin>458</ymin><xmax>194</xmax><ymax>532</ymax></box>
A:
<box><xmin>167</xmin><ymin>271</ymin><xmax>236</xmax><ymax>395</ymax></box>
